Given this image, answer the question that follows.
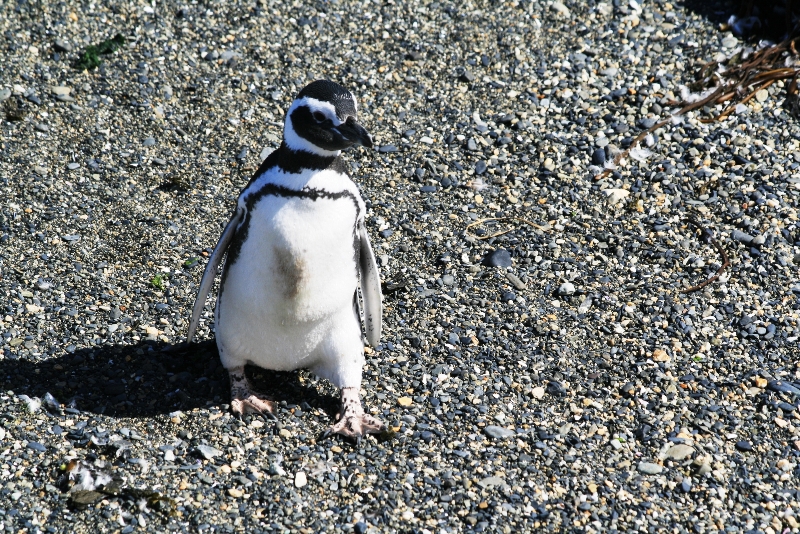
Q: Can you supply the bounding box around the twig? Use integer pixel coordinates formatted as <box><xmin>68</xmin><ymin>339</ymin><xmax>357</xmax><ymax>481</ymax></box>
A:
<box><xmin>679</xmin><ymin>218</ymin><xmax>731</xmax><ymax>294</ymax></box>
<box><xmin>594</xmin><ymin>117</ymin><xmax>671</xmax><ymax>181</ymax></box>
<box><xmin>465</xmin><ymin>216</ymin><xmax>549</xmax><ymax>240</ymax></box>
<box><xmin>708</xmin><ymin>78</ymin><xmax>776</xmax><ymax>123</ymax></box>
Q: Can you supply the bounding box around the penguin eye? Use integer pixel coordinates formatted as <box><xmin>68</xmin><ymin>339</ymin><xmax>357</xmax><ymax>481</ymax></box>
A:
<box><xmin>312</xmin><ymin>111</ymin><xmax>326</xmax><ymax>123</ymax></box>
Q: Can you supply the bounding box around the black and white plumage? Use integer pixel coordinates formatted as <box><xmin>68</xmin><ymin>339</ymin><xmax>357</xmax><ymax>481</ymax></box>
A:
<box><xmin>188</xmin><ymin>80</ymin><xmax>384</xmax><ymax>438</ymax></box>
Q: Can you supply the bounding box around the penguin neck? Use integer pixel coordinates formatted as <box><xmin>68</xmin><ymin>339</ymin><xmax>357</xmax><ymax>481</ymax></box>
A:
<box><xmin>277</xmin><ymin>141</ymin><xmax>344</xmax><ymax>175</ymax></box>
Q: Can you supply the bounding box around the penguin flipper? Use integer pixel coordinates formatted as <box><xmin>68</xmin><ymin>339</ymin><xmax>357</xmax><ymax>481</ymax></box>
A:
<box><xmin>187</xmin><ymin>209</ymin><xmax>243</xmax><ymax>342</ymax></box>
<box><xmin>357</xmin><ymin>221</ymin><xmax>383</xmax><ymax>346</ymax></box>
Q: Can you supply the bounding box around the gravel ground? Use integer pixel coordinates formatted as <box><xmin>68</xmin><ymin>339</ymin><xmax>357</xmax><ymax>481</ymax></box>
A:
<box><xmin>2</xmin><ymin>0</ymin><xmax>800</xmax><ymax>532</ymax></box>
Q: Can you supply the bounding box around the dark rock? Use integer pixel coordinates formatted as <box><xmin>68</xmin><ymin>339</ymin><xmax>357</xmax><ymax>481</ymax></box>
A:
<box><xmin>482</xmin><ymin>249</ymin><xmax>512</xmax><ymax>267</ymax></box>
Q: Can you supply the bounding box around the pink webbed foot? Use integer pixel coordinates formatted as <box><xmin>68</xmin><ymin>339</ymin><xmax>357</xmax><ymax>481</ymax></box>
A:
<box><xmin>323</xmin><ymin>387</ymin><xmax>385</xmax><ymax>441</ymax></box>
<box><xmin>228</xmin><ymin>367</ymin><xmax>278</xmax><ymax>419</ymax></box>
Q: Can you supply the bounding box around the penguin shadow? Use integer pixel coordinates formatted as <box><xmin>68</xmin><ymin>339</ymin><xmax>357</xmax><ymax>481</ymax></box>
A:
<box><xmin>0</xmin><ymin>340</ymin><xmax>340</xmax><ymax>419</ymax></box>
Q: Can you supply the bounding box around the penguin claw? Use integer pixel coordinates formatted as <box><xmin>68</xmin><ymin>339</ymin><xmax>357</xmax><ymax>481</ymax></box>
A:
<box><xmin>325</xmin><ymin>414</ymin><xmax>385</xmax><ymax>441</ymax></box>
<box><xmin>230</xmin><ymin>395</ymin><xmax>278</xmax><ymax>418</ymax></box>
<box><xmin>228</xmin><ymin>367</ymin><xmax>278</xmax><ymax>419</ymax></box>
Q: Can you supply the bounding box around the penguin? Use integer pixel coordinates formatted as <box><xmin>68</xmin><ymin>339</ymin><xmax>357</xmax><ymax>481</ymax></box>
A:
<box><xmin>187</xmin><ymin>80</ymin><xmax>384</xmax><ymax>439</ymax></box>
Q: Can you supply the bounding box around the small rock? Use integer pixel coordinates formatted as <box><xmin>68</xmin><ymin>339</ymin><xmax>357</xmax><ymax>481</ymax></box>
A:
<box><xmin>227</xmin><ymin>488</ymin><xmax>243</xmax><ymax>498</ymax></box>
<box><xmin>397</xmin><ymin>396</ymin><xmax>412</xmax><ymax>407</ymax></box>
<box><xmin>755</xmin><ymin>89</ymin><xmax>769</xmax><ymax>103</ymax></box>
<box><xmin>0</xmin><ymin>88</ymin><xmax>10</xmax><ymax>102</ymax></box>
<box><xmin>27</xmin><ymin>441</ymin><xmax>46</xmax><ymax>453</ymax></box>
<box><xmin>483</xmin><ymin>249</ymin><xmax>512</xmax><ymax>267</ymax></box>
<box><xmin>665</xmin><ymin>444</ymin><xmax>695</xmax><ymax>461</ymax></box>
<box><xmin>637</xmin><ymin>462</ymin><xmax>663</xmax><ymax>475</ymax></box>
<box><xmin>591</xmin><ymin>148</ymin><xmax>606</xmax><ymax>166</ymax></box>
<box><xmin>195</xmin><ymin>445</ymin><xmax>222</xmax><ymax>459</ymax></box>
<box><xmin>637</xmin><ymin>118</ymin><xmax>656</xmax><ymax>129</ymax></box>
<box><xmin>50</xmin><ymin>86</ymin><xmax>71</xmax><ymax>96</ymax></box>
<box><xmin>721</xmin><ymin>36</ymin><xmax>738</xmax><ymax>48</ymax></box>
<box><xmin>67</xmin><ymin>162</ymin><xmax>80</xmax><ymax>170</ymax></box>
<box><xmin>34</xmin><ymin>166</ymin><xmax>48</xmax><ymax>176</ymax></box>
<box><xmin>731</xmin><ymin>230</ymin><xmax>754</xmax><ymax>244</ymax></box>
<box><xmin>735</xmin><ymin>440</ymin><xmax>753</xmax><ymax>452</ymax></box>
<box><xmin>54</xmin><ymin>39</ymin><xmax>72</xmax><ymax>52</ymax></box>
<box><xmin>484</xmin><ymin>426</ymin><xmax>515</xmax><ymax>439</ymax></box>
<box><xmin>505</xmin><ymin>272</ymin><xmax>526</xmax><ymax>290</ymax></box>
<box><xmin>557</xmin><ymin>282</ymin><xmax>575</xmax><ymax>296</ymax></box>
<box><xmin>551</xmin><ymin>1</ymin><xmax>570</xmax><ymax>16</ymax></box>
<box><xmin>475</xmin><ymin>161</ymin><xmax>487</xmax><ymax>174</ymax></box>
<box><xmin>478</xmin><ymin>476</ymin><xmax>505</xmax><ymax>488</ymax></box>
<box><xmin>294</xmin><ymin>471</ymin><xmax>307</xmax><ymax>488</ymax></box>
<box><xmin>652</xmin><ymin>349</ymin><xmax>670</xmax><ymax>362</ymax></box>
<box><xmin>530</xmin><ymin>386</ymin><xmax>545</xmax><ymax>400</ymax></box>
<box><xmin>602</xmin><ymin>188</ymin><xmax>630</xmax><ymax>205</ymax></box>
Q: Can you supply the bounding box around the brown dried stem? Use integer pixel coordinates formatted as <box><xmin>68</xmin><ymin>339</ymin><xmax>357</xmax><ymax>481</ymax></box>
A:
<box><xmin>465</xmin><ymin>216</ymin><xmax>549</xmax><ymax>240</ymax></box>
<box><xmin>679</xmin><ymin>218</ymin><xmax>731</xmax><ymax>294</ymax></box>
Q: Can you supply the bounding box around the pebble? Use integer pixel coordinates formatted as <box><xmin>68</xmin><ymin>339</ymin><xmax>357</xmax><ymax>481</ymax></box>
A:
<box><xmin>557</xmin><ymin>282</ymin><xmax>575</xmax><ymax>296</ymax></box>
<box><xmin>53</xmin><ymin>39</ymin><xmax>72</xmax><ymax>52</ymax></box>
<box><xmin>638</xmin><ymin>462</ymin><xmax>664</xmax><ymax>475</ymax></box>
<box><xmin>664</xmin><ymin>444</ymin><xmax>695</xmax><ymax>461</ymax></box>
<box><xmin>484</xmin><ymin>426</ymin><xmax>515</xmax><ymax>439</ymax></box>
<box><xmin>721</xmin><ymin>36</ymin><xmax>738</xmax><ymax>48</ymax></box>
<box><xmin>731</xmin><ymin>230</ymin><xmax>754</xmax><ymax>244</ymax></box>
<box><xmin>735</xmin><ymin>440</ymin><xmax>753</xmax><ymax>452</ymax></box>
<box><xmin>591</xmin><ymin>148</ymin><xmax>606</xmax><ymax>165</ymax></box>
<box><xmin>482</xmin><ymin>248</ymin><xmax>512</xmax><ymax>267</ymax></box>
<box><xmin>550</xmin><ymin>1</ymin><xmax>570</xmax><ymax>17</ymax></box>
<box><xmin>195</xmin><ymin>445</ymin><xmax>222</xmax><ymax>459</ymax></box>
<box><xmin>26</xmin><ymin>441</ymin><xmax>46</xmax><ymax>453</ymax></box>
<box><xmin>294</xmin><ymin>471</ymin><xmax>307</xmax><ymax>488</ymax></box>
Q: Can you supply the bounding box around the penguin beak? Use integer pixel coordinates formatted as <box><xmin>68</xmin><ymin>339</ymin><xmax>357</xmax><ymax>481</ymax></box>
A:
<box><xmin>338</xmin><ymin>116</ymin><xmax>373</xmax><ymax>149</ymax></box>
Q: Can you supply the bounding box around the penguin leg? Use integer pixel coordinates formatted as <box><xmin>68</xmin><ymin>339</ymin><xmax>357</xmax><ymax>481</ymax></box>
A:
<box><xmin>228</xmin><ymin>366</ymin><xmax>277</xmax><ymax>418</ymax></box>
<box><xmin>324</xmin><ymin>387</ymin><xmax>384</xmax><ymax>439</ymax></box>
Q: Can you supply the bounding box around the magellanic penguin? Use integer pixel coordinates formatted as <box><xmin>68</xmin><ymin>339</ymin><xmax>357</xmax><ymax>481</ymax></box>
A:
<box><xmin>187</xmin><ymin>80</ymin><xmax>384</xmax><ymax>439</ymax></box>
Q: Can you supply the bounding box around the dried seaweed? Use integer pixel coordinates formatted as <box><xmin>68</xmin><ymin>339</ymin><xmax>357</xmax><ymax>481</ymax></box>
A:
<box><xmin>595</xmin><ymin>36</ymin><xmax>800</xmax><ymax>183</ymax></box>
<box><xmin>679</xmin><ymin>218</ymin><xmax>731</xmax><ymax>294</ymax></box>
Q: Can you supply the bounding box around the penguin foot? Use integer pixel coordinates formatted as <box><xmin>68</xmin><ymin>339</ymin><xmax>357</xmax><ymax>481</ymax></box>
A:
<box><xmin>228</xmin><ymin>367</ymin><xmax>277</xmax><ymax>417</ymax></box>
<box><xmin>323</xmin><ymin>387</ymin><xmax>384</xmax><ymax>440</ymax></box>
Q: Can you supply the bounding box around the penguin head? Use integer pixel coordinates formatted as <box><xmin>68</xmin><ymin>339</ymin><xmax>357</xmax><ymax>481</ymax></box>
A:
<box><xmin>283</xmin><ymin>80</ymin><xmax>373</xmax><ymax>156</ymax></box>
